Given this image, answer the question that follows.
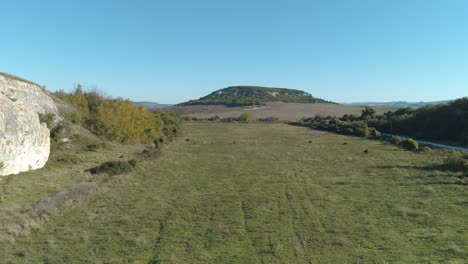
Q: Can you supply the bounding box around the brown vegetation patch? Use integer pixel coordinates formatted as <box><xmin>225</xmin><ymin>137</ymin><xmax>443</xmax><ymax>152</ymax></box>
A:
<box><xmin>162</xmin><ymin>102</ymin><xmax>396</xmax><ymax>121</ymax></box>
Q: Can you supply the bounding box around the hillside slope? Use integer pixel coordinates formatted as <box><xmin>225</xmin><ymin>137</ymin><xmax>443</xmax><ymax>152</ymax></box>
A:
<box><xmin>180</xmin><ymin>86</ymin><xmax>333</xmax><ymax>106</ymax></box>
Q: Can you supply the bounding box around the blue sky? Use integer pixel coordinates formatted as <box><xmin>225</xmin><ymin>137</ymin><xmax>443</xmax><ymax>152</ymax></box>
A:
<box><xmin>1</xmin><ymin>0</ymin><xmax>467</xmax><ymax>103</ymax></box>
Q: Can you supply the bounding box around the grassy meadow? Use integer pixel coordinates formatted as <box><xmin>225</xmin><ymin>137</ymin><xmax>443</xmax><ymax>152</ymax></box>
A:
<box><xmin>1</xmin><ymin>123</ymin><xmax>467</xmax><ymax>263</ymax></box>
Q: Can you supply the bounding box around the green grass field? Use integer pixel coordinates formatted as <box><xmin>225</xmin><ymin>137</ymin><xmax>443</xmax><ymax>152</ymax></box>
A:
<box><xmin>1</xmin><ymin>123</ymin><xmax>467</xmax><ymax>263</ymax></box>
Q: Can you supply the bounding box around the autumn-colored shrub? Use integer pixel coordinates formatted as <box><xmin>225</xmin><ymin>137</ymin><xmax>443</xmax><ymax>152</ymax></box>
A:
<box><xmin>54</xmin><ymin>86</ymin><xmax>180</xmax><ymax>144</ymax></box>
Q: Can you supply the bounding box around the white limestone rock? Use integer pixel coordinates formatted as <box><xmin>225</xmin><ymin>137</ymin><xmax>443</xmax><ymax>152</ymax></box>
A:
<box><xmin>0</xmin><ymin>73</ymin><xmax>61</xmax><ymax>176</ymax></box>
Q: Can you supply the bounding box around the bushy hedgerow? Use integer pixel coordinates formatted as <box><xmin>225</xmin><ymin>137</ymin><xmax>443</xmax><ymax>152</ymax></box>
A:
<box><xmin>298</xmin><ymin>116</ymin><xmax>373</xmax><ymax>138</ymax></box>
<box><xmin>54</xmin><ymin>86</ymin><xmax>180</xmax><ymax>144</ymax></box>
<box><xmin>368</xmin><ymin>97</ymin><xmax>468</xmax><ymax>146</ymax></box>
<box><xmin>257</xmin><ymin>117</ymin><xmax>280</xmax><ymax>122</ymax></box>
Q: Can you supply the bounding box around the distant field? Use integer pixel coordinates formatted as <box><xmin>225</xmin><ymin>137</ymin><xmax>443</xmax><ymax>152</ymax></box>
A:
<box><xmin>1</xmin><ymin>123</ymin><xmax>467</xmax><ymax>263</ymax></box>
<box><xmin>162</xmin><ymin>102</ymin><xmax>396</xmax><ymax>120</ymax></box>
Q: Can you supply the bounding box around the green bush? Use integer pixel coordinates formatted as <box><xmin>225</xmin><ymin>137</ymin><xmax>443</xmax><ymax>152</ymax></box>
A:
<box><xmin>128</xmin><ymin>159</ymin><xmax>137</xmax><ymax>168</ymax></box>
<box><xmin>89</xmin><ymin>160</ymin><xmax>135</xmax><ymax>176</ymax></box>
<box><xmin>355</xmin><ymin>126</ymin><xmax>370</xmax><ymax>137</ymax></box>
<box><xmin>70</xmin><ymin>112</ymin><xmax>86</xmax><ymax>124</ymax></box>
<box><xmin>369</xmin><ymin>127</ymin><xmax>382</xmax><ymax>138</ymax></box>
<box><xmin>402</xmin><ymin>138</ymin><xmax>419</xmax><ymax>151</ymax></box>
<box><xmin>239</xmin><ymin>112</ymin><xmax>254</xmax><ymax>122</ymax></box>
<box><xmin>392</xmin><ymin>136</ymin><xmax>402</xmax><ymax>145</ymax></box>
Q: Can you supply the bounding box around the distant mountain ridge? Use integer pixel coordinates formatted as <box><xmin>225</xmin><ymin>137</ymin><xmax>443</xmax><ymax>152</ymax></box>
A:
<box><xmin>342</xmin><ymin>100</ymin><xmax>452</xmax><ymax>108</ymax></box>
<box><xmin>131</xmin><ymin>101</ymin><xmax>174</xmax><ymax>109</ymax></box>
<box><xmin>179</xmin><ymin>86</ymin><xmax>334</xmax><ymax>107</ymax></box>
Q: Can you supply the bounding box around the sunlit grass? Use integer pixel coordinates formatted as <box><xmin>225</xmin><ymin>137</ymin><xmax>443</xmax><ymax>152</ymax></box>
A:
<box><xmin>1</xmin><ymin>123</ymin><xmax>467</xmax><ymax>263</ymax></box>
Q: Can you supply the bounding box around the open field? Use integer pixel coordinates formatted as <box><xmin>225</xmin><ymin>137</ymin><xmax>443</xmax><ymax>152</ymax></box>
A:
<box><xmin>1</xmin><ymin>123</ymin><xmax>467</xmax><ymax>263</ymax></box>
<box><xmin>162</xmin><ymin>102</ymin><xmax>397</xmax><ymax>121</ymax></box>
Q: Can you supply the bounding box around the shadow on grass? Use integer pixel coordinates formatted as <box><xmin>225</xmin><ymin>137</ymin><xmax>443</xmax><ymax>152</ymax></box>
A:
<box><xmin>425</xmin><ymin>181</ymin><xmax>468</xmax><ymax>186</ymax></box>
<box><xmin>373</xmin><ymin>165</ymin><xmax>467</xmax><ymax>186</ymax></box>
<box><xmin>375</xmin><ymin>164</ymin><xmax>448</xmax><ymax>171</ymax></box>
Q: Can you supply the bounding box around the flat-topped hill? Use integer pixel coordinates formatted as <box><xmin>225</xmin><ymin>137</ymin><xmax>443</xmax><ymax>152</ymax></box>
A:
<box><xmin>179</xmin><ymin>86</ymin><xmax>334</xmax><ymax>106</ymax></box>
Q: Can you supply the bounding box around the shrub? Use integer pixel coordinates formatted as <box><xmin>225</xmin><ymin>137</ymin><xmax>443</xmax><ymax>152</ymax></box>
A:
<box><xmin>89</xmin><ymin>160</ymin><xmax>135</xmax><ymax>176</ymax></box>
<box><xmin>257</xmin><ymin>117</ymin><xmax>280</xmax><ymax>122</ymax></box>
<box><xmin>361</xmin><ymin>106</ymin><xmax>376</xmax><ymax>120</ymax></box>
<box><xmin>343</xmin><ymin>127</ymin><xmax>355</xmax><ymax>135</ymax></box>
<box><xmin>154</xmin><ymin>137</ymin><xmax>164</xmax><ymax>149</ymax></box>
<box><xmin>239</xmin><ymin>112</ymin><xmax>254</xmax><ymax>122</ymax></box>
<box><xmin>128</xmin><ymin>159</ymin><xmax>137</xmax><ymax>168</ymax></box>
<box><xmin>392</xmin><ymin>136</ymin><xmax>402</xmax><ymax>145</ymax></box>
<box><xmin>54</xmin><ymin>87</ymin><xmax>181</xmax><ymax>144</ymax></box>
<box><xmin>208</xmin><ymin>115</ymin><xmax>221</xmax><ymax>121</ymax></box>
<box><xmin>402</xmin><ymin>138</ymin><xmax>419</xmax><ymax>151</ymax></box>
<box><xmin>38</xmin><ymin>113</ymin><xmax>55</xmax><ymax>128</ymax></box>
<box><xmin>70</xmin><ymin>111</ymin><xmax>86</xmax><ymax>124</ymax></box>
<box><xmin>50</xmin><ymin>124</ymin><xmax>64</xmax><ymax>149</ymax></box>
<box><xmin>421</xmin><ymin>146</ymin><xmax>433</xmax><ymax>153</ymax></box>
<box><xmin>85</xmin><ymin>144</ymin><xmax>99</xmax><ymax>152</ymax></box>
<box><xmin>355</xmin><ymin>126</ymin><xmax>370</xmax><ymax>137</ymax></box>
<box><xmin>369</xmin><ymin>127</ymin><xmax>382</xmax><ymax>138</ymax></box>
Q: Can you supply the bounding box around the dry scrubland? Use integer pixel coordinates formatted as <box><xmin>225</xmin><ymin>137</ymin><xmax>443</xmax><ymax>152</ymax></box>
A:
<box><xmin>1</xmin><ymin>123</ymin><xmax>467</xmax><ymax>263</ymax></box>
<box><xmin>163</xmin><ymin>102</ymin><xmax>396</xmax><ymax>121</ymax></box>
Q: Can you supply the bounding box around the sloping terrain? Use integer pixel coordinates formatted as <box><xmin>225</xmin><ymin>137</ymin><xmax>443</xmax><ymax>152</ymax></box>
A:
<box><xmin>180</xmin><ymin>86</ymin><xmax>333</xmax><ymax>106</ymax></box>
<box><xmin>2</xmin><ymin>123</ymin><xmax>466</xmax><ymax>263</ymax></box>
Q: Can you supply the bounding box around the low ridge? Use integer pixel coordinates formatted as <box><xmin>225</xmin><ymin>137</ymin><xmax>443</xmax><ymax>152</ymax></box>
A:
<box><xmin>179</xmin><ymin>86</ymin><xmax>334</xmax><ymax>107</ymax></box>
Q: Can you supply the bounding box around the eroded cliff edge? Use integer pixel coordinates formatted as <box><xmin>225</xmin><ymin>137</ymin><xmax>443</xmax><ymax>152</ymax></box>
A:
<box><xmin>0</xmin><ymin>73</ymin><xmax>61</xmax><ymax>176</ymax></box>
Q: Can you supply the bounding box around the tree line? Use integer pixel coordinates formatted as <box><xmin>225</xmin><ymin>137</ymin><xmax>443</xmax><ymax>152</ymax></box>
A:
<box><xmin>298</xmin><ymin>97</ymin><xmax>467</xmax><ymax>147</ymax></box>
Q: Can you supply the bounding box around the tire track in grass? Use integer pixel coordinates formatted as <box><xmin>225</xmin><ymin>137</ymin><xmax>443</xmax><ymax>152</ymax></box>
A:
<box><xmin>147</xmin><ymin>211</ymin><xmax>172</xmax><ymax>264</ymax></box>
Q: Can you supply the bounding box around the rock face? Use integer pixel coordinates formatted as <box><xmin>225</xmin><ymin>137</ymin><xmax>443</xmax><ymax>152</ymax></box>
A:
<box><xmin>0</xmin><ymin>73</ymin><xmax>61</xmax><ymax>176</ymax></box>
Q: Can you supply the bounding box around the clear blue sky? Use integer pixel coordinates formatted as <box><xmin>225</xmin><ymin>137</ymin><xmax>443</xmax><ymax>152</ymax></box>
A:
<box><xmin>1</xmin><ymin>0</ymin><xmax>467</xmax><ymax>103</ymax></box>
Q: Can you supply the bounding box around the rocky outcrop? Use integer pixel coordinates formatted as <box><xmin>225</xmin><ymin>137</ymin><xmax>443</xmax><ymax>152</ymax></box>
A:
<box><xmin>0</xmin><ymin>73</ymin><xmax>61</xmax><ymax>176</ymax></box>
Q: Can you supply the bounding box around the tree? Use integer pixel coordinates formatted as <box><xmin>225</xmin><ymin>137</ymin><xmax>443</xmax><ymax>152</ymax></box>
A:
<box><xmin>361</xmin><ymin>106</ymin><xmax>376</xmax><ymax>120</ymax></box>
